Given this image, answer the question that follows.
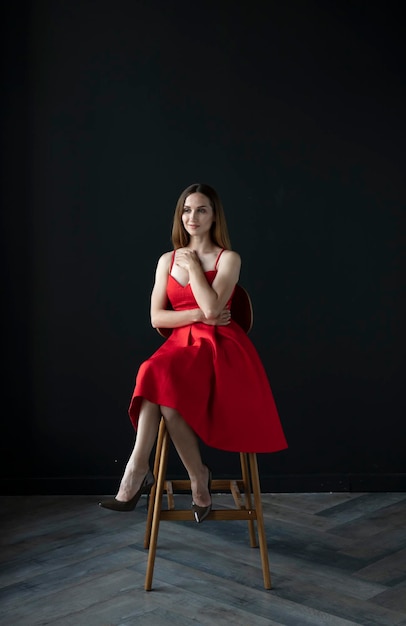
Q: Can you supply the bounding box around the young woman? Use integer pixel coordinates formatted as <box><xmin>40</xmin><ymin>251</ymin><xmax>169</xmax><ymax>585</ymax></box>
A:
<box><xmin>100</xmin><ymin>183</ymin><xmax>287</xmax><ymax>522</ymax></box>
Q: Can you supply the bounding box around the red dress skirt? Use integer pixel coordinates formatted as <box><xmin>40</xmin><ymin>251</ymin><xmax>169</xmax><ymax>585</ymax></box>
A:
<box><xmin>128</xmin><ymin>270</ymin><xmax>287</xmax><ymax>453</ymax></box>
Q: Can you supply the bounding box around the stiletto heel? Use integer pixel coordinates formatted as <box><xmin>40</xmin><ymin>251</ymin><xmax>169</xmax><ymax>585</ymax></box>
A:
<box><xmin>192</xmin><ymin>466</ymin><xmax>212</xmax><ymax>523</ymax></box>
<box><xmin>99</xmin><ymin>469</ymin><xmax>155</xmax><ymax>512</ymax></box>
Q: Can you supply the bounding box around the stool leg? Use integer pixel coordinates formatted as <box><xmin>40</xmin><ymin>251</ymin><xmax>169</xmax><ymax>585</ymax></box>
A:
<box><xmin>144</xmin><ymin>423</ymin><xmax>170</xmax><ymax>591</ymax></box>
<box><xmin>144</xmin><ymin>418</ymin><xmax>165</xmax><ymax>549</ymax></box>
<box><xmin>248</xmin><ymin>453</ymin><xmax>272</xmax><ymax>590</ymax></box>
<box><xmin>240</xmin><ymin>453</ymin><xmax>257</xmax><ymax>548</ymax></box>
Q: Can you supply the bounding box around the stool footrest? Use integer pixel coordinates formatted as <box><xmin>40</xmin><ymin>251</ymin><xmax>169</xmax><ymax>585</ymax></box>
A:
<box><xmin>164</xmin><ymin>479</ymin><xmax>245</xmax><ymax>492</ymax></box>
<box><xmin>159</xmin><ymin>509</ymin><xmax>259</xmax><ymax>521</ymax></box>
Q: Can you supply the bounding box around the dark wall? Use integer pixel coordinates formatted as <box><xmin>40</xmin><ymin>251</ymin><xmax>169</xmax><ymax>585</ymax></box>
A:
<box><xmin>2</xmin><ymin>0</ymin><xmax>405</xmax><ymax>494</ymax></box>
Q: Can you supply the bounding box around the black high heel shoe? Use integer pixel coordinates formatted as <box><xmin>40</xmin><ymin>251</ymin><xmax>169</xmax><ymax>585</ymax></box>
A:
<box><xmin>192</xmin><ymin>466</ymin><xmax>212</xmax><ymax>523</ymax></box>
<box><xmin>99</xmin><ymin>469</ymin><xmax>155</xmax><ymax>512</ymax></box>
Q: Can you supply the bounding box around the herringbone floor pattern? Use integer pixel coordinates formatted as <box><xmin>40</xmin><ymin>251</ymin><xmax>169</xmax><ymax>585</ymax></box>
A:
<box><xmin>1</xmin><ymin>491</ymin><xmax>405</xmax><ymax>625</ymax></box>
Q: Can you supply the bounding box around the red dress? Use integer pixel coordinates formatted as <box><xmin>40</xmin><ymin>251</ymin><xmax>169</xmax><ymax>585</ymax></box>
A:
<box><xmin>128</xmin><ymin>252</ymin><xmax>288</xmax><ymax>453</ymax></box>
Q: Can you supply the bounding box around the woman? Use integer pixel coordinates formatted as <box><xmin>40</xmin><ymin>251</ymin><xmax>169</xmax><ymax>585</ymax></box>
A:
<box><xmin>100</xmin><ymin>183</ymin><xmax>287</xmax><ymax>521</ymax></box>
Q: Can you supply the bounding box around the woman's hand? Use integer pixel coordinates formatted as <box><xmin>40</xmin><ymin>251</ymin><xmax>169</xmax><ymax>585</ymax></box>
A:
<box><xmin>175</xmin><ymin>249</ymin><xmax>201</xmax><ymax>272</ymax></box>
<box><xmin>202</xmin><ymin>308</ymin><xmax>231</xmax><ymax>326</ymax></box>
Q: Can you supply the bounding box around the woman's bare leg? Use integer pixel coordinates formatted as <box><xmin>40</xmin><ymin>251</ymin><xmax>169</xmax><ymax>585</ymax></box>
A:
<box><xmin>115</xmin><ymin>399</ymin><xmax>160</xmax><ymax>502</ymax></box>
<box><xmin>160</xmin><ymin>406</ymin><xmax>211</xmax><ymax>507</ymax></box>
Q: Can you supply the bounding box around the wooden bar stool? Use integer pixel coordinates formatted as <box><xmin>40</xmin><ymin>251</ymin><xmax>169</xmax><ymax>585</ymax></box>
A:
<box><xmin>143</xmin><ymin>285</ymin><xmax>272</xmax><ymax>591</ymax></box>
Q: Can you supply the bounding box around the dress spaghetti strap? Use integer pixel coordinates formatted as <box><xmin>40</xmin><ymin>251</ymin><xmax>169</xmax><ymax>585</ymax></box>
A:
<box><xmin>214</xmin><ymin>248</ymin><xmax>225</xmax><ymax>270</ymax></box>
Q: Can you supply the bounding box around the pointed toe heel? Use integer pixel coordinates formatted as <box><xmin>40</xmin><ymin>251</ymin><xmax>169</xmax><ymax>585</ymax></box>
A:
<box><xmin>192</xmin><ymin>502</ymin><xmax>212</xmax><ymax>523</ymax></box>
<box><xmin>192</xmin><ymin>466</ymin><xmax>212</xmax><ymax>523</ymax></box>
<box><xmin>99</xmin><ymin>469</ymin><xmax>155</xmax><ymax>512</ymax></box>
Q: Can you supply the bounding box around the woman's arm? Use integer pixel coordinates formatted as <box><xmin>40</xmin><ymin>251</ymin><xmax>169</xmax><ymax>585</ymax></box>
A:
<box><xmin>150</xmin><ymin>252</ymin><xmax>204</xmax><ymax>329</ymax></box>
<box><xmin>177</xmin><ymin>249</ymin><xmax>241</xmax><ymax>320</ymax></box>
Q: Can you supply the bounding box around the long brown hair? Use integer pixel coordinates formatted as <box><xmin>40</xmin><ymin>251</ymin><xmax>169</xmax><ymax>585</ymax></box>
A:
<box><xmin>171</xmin><ymin>183</ymin><xmax>232</xmax><ymax>250</ymax></box>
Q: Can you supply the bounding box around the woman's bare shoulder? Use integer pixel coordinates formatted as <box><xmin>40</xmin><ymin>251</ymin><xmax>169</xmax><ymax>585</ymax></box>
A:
<box><xmin>222</xmin><ymin>250</ymin><xmax>241</xmax><ymax>266</ymax></box>
<box><xmin>155</xmin><ymin>251</ymin><xmax>173</xmax><ymax>280</ymax></box>
<box><xmin>157</xmin><ymin>250</ymin><xmax>173</xmax><ymax>263</ymax></box>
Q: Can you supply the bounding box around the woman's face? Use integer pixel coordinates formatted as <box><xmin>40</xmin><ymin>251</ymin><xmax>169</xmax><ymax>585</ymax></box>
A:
<box><xmin>181</xmin><ymin>192</ymin><xmax>214</xmax><ymax>238</ymax></box>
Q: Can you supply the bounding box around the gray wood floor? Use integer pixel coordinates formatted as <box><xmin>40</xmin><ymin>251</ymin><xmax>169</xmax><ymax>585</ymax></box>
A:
<box><xmin>1</xmin><ymin>491</ymin><xmax>405</xmax><ymax>625</ymax></box>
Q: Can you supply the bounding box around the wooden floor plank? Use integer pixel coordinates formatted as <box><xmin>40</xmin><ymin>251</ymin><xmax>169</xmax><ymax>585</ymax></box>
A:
<box><xmin>372</xmin><ymin>581</ymin><xmax>406</xmax><ymax>612</ymax></box>
<box><xmin>316</xmin><ymin>493</ymin><xmax>406</xmax><ymax>523</ymax></box>
<box><xmin>338</xmin><ymin>526</ymin><xmax>406</xmax><ymax>560</ymax></box>
<box><xmin>327</xmin><ymin>499</ymin><xmax>406</xmax><ymax>540</ymax></box>
<box><xmin>353</xmin><ymin>548</ymin><xmax>406</xmax><ymax>586</ymax></box>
